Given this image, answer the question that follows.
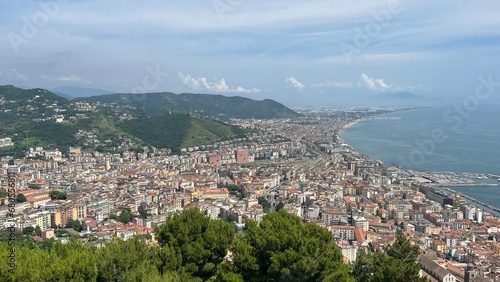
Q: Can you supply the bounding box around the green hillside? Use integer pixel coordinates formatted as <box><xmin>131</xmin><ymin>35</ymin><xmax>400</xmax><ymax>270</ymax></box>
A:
<box><xmin>119</xmin><ymin>114</ymin><xmax>248</xmax><ymax>153</ymax></box>
<box><xmin>81</xmin><ymin>92</ymin><xmax>300</xmax><ymax>119</ymax></box>
<box><xmin>0</xmin><ymin>85</ymin><xmax>267</xmax><ymax>157</ymax></box>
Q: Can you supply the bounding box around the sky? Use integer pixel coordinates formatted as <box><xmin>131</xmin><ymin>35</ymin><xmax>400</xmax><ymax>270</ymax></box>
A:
<box><xmin>0</xmin><ymin>0</ymin><xmax>499</xmax><ymax>106</ymax></box>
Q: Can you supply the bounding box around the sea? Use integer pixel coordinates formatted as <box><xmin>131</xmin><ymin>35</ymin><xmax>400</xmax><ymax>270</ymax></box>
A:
<box><xmin>342</xmin><ymin>104</ymin><xmax>500</xmax><ymax>213</ymax></box>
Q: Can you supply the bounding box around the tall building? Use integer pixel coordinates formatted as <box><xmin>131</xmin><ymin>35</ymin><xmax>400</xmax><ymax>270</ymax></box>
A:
<box><xmin>476</xmin><ymin>209</ymin><xmax>483</xmax><ymax>224</ymax></box>
<box><xmin>352</xmin><ymin>216</ymin><xmax>369</xmax><ymax>232</ymax></box>
<box><xmin>235</xmin><ymin>149</ymin><xmax>249</xmax><ymax>164</ymax></box>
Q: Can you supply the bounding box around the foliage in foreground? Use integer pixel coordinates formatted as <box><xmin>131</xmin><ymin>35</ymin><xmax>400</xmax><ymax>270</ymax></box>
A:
<box><xmin>352</xmin><ymin>235</ymin><xmax>430</xmax><ymax>282</ymax></box>
<box><xmin>0</xmin><ymin>209</ymin><xmax>425</xmax><ymax>281</ymax></box>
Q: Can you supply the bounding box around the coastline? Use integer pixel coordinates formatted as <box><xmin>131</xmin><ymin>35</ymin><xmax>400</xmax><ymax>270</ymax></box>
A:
<box><xmin>436</xmin><ymin>186</ymin><xmax>500</xmax><ymax>217</ymax></box>
<box><xmin>338</xmin><ymin>116</ymin><xmax>500</xmax><ymax>218</ymax></box>
<box><xmin>340</xmin><ymin>119</ymin><xmax>361</xmax><ymax>131</ymax></box>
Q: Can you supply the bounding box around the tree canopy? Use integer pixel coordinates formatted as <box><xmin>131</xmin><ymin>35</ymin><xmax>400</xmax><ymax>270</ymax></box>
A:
<box><xmin>352</xmin><ymin>235</ymin><xmax>429</xmax><ymax>282</ymax></box>
<box><xmin>257</xmin><ymin>197</ymin><xmax>271</xmax><ymax>213</ymax></box>
<box><xmin>15</xmin><ymin>194</ymin><xmax>26</xmax><ymax>203</ymax></box>
<box><xmin>110</xmin><ymin>208</ymin><xmax>135</xmax><ymax>224</ymax></box>
<box><xmin>66</xmin><ymin>219</ymin><xmax>82</xmax><ymax>232</ymax></box>
<box><xmin>155</xmin><ymin>208</ymin><xmax>235</xmax><ymax>280</ymax></box>
<box><xmin>232</xmin><ymin>210</ymin><xmax>354</xmax><ymax>282</ymax></box>
<box><xmin>0</xmin><ymin>208</ymin><xmax>427</xmax><ymax>281</ymax></box>
<box><xmin>49</xmin><ymin>190</ymin><xmax>67</xmax><ymax>200</ymax></box>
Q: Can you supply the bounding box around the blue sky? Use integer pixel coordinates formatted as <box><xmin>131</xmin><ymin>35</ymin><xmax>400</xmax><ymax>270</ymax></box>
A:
<box><xmin>0</xmin><ymin>0</ymin><xmax>499</xmax><ymax>106</ymax></box>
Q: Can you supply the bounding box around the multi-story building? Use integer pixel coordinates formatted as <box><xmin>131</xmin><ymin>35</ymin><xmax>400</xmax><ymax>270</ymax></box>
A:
<box><xmin>203</xmin><ymin>188</ymin><xmax>229</xmax><ymax>199</ymax></box>
<box><xmin>235</xmin><ymin>149</ymin><xmax>250</xmax><ymax>164</ymax></box>
<box><xmin>352</xmin><ymin>216</ymin><xmax>369</xmax><ymax>232</ymax></box>
<box><xmin>329</xmin><ymin>225</ymin><xmax>355</xmax><ymax>241</ymax></box>
<box><xmin>29</xmin><ymin>211</ymin><xmax>51</xmax><ymax>231</ymax></box>
<box><xmin>338</xmin><ymin>241</ymin><xmax>358</xmax><ymax>263</ymax></box>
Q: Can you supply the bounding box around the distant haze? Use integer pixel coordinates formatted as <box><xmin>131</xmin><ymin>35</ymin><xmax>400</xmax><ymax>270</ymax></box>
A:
<box><xmin>52</xmin><ymin>85</ymin><xmax>114</xmax><ymax>99</ymax></box>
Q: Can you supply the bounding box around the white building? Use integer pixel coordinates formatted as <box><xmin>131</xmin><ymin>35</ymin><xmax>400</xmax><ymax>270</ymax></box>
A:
<box><xmin>353</xmin><ymin>216</ymin><xmax>369</xmax><ymax>232</ymax></box>
<box><xmin>338</xmin><ymin>241</ymin><xmax>358</xmax><ymax>263</ymax></box>
<box><xmin>476</xmin><ymin>209</ymin><xmax>483</xmax><ymax>224</ymax></box>
<box><xmin>0</xmin><ymin>138</ymin><xmax>13</xmax><ymax>147</ymax></box>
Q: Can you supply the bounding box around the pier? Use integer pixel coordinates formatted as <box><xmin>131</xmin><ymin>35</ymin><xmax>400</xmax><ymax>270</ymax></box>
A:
<box><xmin>486</xmin><ymin>174</ymin><xmax>500</xmax><ymax>180</ymax></box>
<box><xmin>440</xmin><ymin>183</ymin><xmax>498</xmax><ymax>187</ymax></box>
<box><xmin>438</xmin><ymin>186</ymin><xmax>500</xmax><ymax>215</ymax></box>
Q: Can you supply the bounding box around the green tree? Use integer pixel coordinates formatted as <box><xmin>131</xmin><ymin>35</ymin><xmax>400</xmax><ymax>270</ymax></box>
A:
<box><xmin>16</xmin><ymin>193</ymin><xmax>27</xmax><ymax>203</ymax></box>
<box><xmin>23</xmin><ymin>226</ymin><xmax>35</xmax><ymax>236</ymax></box>
<box><xmin>232</xmin><ymin>210</ymin><xmax>354</xmax><ymax>282</ymax></box>
<box><xmin>34</xmin><ymin>226</ymin><xmax>42</xmax><ymax>237</ymax></box>
<box><xmin>66</xmin><ymin>219</ymin><xmax>82</xmax><ymax>232</ymax></box>
<box><xmin>0</xmin><ymin>241</ymin><xmax>98</xmax><ymax>282</ymax></box>
<box><xmin>115</xmin><ymin>208</ymin><xmax>134</xmax><ymax>224</ymax></box>
<box><xmin>155</xmin><ymin>208</ymin><xmax>235</xmax><ymax>280</ymax></box>
<box><xmin>257</xmin><ymin>197</ymin><xmax>270</xmax><ymax>213</ymax></box>
<box><xmin>96</xmin><ymin>237</ymin><xmax>161</xmax><ymax>282</ymax></box>
<box><xmin>352</xmin><ymin>235</ymin><xmax>429</xmax><ymax>282</ymax></box>
<box><xmin>226</xmin><ymin>213</ymin><xmax>238</xmax><ymax>223</ymax></box>
<box><xmin>138</xmin><ymin>202</ymin><xmax>151</xmax><ymax>219</ymax></box>
<box><xmin>47</xmin><ymin>242</ymin><xmax>98</xmax><ymax>281</ymax></box>
<box><xmin>49</xmin><ymin>190</ymin><xmax>67</xmax><ymax>200</ymax></box>
<box><xmin>275</xmin><ymin>202</ymin><xmax>285</xmax><ymax>211</ymax></box>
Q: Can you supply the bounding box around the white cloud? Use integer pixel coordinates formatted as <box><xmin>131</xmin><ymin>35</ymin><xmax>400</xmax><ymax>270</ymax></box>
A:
<box><xmin>359</xmin><ymin>73</ymin><xmax>391</xmax><ymax>92</ymax></box>
<box><xmin>312</xmin><ymin>80</ymin><xmax>353</xmax><ymax>89</ymax></box>
<box><xmin>178</xmin><ymin>72</ymin><xmax>261</xmax><ymax>93</ymax></box>
<box><xmin>39</xmin><ymin>74</ymin><xmax>88</xmax><ymax>82</ymax></box>
<box><xmin>285</xmin><ymin>76</ymin><xmax>305</xmax><ymax>91</ymax></box>
<box><xmin>358</xmin><ymin>73</ymin><xmax>428</xmax><ymax>93</ymax></box>
<box><xmin>1</xmin><ymin>69</ymin><xmax>28</xmax><ymax>81</ymax></box>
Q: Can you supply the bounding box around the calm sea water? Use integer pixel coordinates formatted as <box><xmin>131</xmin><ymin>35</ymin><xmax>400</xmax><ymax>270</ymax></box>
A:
<box><xmin>342</xmin><ymin>105</ymin><xmax>500</xmax><ymax>210</ymax></box>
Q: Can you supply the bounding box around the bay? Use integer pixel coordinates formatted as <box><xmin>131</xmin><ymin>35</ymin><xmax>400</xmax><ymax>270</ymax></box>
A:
<box><xmin>342</xmin><ymin>105</ymin><xmax>500</xmax><ymax>210</ymax></box>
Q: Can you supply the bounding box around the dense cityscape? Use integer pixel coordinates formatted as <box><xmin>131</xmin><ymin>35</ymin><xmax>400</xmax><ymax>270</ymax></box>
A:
<box><xmin>1</xmin><ymin>104</ymin><xmax>499</xmax><ymax>281</ymax></box>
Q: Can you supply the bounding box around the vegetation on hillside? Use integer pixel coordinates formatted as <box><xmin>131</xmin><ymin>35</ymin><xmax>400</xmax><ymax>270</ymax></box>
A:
<box><xmin>0</xmin><ymin>86</ymin><xmax>264</xmax><ymax>157</ymax></box>
<box><xmin>352</xmin><ymin>235</ymin><xmax>429</xmax><ymax>282</ymax></box>
<box><xmin>118</xmin><ymin>114</ymin><xmax>247</xmax><ymax>153</ymax></box>
<box><xmin>82</xmin><ymin>92</ymin><xmax>301</xmax><ymax>119</ymax></box>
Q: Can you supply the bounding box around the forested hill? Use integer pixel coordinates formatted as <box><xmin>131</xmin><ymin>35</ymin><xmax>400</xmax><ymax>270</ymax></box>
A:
<box><xmin>0</xmin><ymin>85</ymin><xmax>253</xmax><ymax>157</ymax></box>
<box><xmin>119</xmin><ymin>114</ymin><xmax>249</xmax><ymax>153</ymax></box>
<box><xmin>81</xmin><ymin>92</ymin><xmax>300</xmax><ymax>119</ymax></box>
<box><xmin>0</xmin><ymin>85</ymin><xmax>69</xmax><ymax>108</ymax></box>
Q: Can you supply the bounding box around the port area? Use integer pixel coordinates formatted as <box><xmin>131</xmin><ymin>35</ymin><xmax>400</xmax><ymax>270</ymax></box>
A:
<box><xmin>435</xmin><ymin>186</ymin><xmax>500</xmax><ymax>215</ymax></box>
<box><xmin>408</xmin><ymin>170</ymin><xmax>500</xmax><ymax>216</ymax></box>
<box><xmin>410</xmin><ymin>170</ymin><xmax>499</xmax><ymax>186</ymax></box>
<box><xmin>486</xmin><ymin>174</ymin><xmax>500</xmax><ymax>180</ymax></box>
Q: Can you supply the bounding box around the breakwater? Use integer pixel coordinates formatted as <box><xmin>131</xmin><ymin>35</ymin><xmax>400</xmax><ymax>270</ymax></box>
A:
<box><xmin>438</xmin><ymin>186</ymin><xmax>500</xmax><ymax>215</ymax></box>
<box><xmin>442</xmin><ymin>183</ymin><xmax>498</xmax><ymax>187</ymax></box>
<box><xmin>486</xmin><ymin>174</ymin><xmax>500</xmax><ymax>180</ymax></box>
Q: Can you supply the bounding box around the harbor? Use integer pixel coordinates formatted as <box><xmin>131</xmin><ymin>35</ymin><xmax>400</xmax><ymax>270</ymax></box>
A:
<box><xmin>436</xmin><ymin>186</ymin><xmax>500</xmax><ymax>217</ymax></box>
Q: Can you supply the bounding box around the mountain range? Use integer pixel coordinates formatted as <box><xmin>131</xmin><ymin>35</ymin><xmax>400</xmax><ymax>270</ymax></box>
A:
<box><xmin>80</xmin><ymin>92</ymin><xmax>300</xmax><ymax>119</ymax></box>
<box><xmin>0</xmin><ymin>85</ymin><xmax>298</xmax><ymax>157</ymax></box>
<box><xmin>51</xmin><ymin>85</ymin><xmax>115</xmax><ymax>99</ymax></box>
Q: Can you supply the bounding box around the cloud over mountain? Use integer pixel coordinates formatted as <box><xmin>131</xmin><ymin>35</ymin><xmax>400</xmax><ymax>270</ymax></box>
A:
<box><xmin>285</xmin><ymin>76</ymin><xmax>305</xmax><ymax>91</ymax></box>
<box><xmin>178</xmin><ymin>72</ymin><xmax>261</xmax><ymax>94</ymax></box>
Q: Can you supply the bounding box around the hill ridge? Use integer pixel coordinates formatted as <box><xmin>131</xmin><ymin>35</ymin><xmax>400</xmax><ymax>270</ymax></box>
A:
<box><xmin>80</xmin><ymin>91</ymin><xmax>300</xmax><ymax>119</ymax></box>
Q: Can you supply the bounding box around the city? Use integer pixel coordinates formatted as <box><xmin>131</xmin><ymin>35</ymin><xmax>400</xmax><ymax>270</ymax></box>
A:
<box><xmin>1</xmin><ymin>107</ymin><xmax>499</xmax><ymax>281</ymax></box>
